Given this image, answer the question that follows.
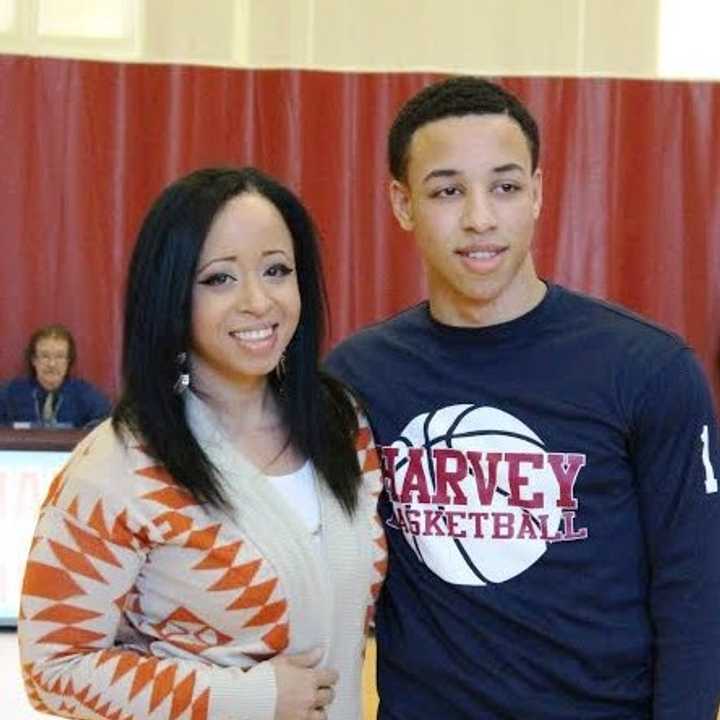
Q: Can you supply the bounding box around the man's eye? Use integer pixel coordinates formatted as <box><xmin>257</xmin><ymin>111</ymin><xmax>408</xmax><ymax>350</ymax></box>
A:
<box><xmin>432</xmin><ymin>187</ymin><xmax>462</xmax><ymax>198</ymax></box>
<box><xmin>200</xmin><ymin>272</ymin><xmax>233</xmax><ymax>286</ymax></box>
<box><xmin>496</xmin><ymin>182</ymin><xmax>520</xmax><ymax>193</ymax></box>
<box><xmin>266</xmin><ymin>263</ymin><xmax>293</xmax><ymax>278</ymax></box>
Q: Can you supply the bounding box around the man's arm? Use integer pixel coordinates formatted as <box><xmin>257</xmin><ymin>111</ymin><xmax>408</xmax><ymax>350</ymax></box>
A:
<box><xmin>630</xmin><ymin>348</ymin><xmax>720</xmax><ymax>719</ymax></box>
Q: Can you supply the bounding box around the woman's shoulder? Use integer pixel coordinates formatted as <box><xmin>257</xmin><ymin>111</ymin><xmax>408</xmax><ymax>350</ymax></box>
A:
<box><xmin>53</xmin><ymin>419</ymin><xmax>177</xmax><ymax>503</ymax></box>
<box><xmin>61</xmin><ymin>376</ymin><xmax>111</xmax><ymax>406</ymax></box>
<box><xmin>69</xmin><ymin>418</ymin><xmax>141</xmax><ymax>464</ymax></box>
<box><xmin>2</xmin><ymin>376</ymin><xmax>35</xmax><ymax>393</ymax></box>
<box><xmin>38</xmin><ymin>419</ymin><xmax>209</xmax><ymax>555</ymax></box>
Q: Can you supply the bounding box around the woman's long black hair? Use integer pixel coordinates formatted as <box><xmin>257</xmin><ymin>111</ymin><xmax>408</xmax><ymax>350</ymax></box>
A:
<box><xmin>113</xmin><ymin>167</ymin><xmax>361</xmax><ymax>514</ymax></box>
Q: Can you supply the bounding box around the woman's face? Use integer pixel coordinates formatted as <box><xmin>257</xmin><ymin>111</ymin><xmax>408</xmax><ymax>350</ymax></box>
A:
<box><xmin>189</xmin><ymin>193</ymin><xmax>301</xmax><ymax>396</ymax></box>
<box><xmin>31</xmin><ymin>336</ymin><xmax>71</xmax><ymax>392</ymax></box>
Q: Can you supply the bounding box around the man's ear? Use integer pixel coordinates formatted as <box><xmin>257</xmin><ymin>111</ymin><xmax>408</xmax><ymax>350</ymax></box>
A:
<box><xmin>389</xmin><ymin>180</ymin><xmax>415</xmax><ymax>231</ymax></box>
<box><xmin>531</xmin><ymin>168</ymin><xmax>543</xmax><ymax>219</ymax></box>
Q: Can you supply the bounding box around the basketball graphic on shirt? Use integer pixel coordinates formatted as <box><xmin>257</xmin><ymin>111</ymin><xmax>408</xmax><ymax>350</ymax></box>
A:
<box><xmin>386</xmin><ymin>404</ymin><xmax>577</xmax><ymax>586</ymax></box>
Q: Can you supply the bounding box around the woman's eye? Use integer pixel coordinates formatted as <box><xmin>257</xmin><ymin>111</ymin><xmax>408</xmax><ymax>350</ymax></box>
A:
<box><xmin>266</xmin><ymin>263</ymin><xmax>293</xmax><ymax>278</ymax></box>
<box><xmin>200</xmin><ymin>272</ymin><xmax>233</xmax><ymax>286</ymax></box>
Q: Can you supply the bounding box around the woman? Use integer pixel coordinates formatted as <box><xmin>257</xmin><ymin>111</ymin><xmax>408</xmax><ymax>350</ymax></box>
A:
<box><xmin>18</xmin><ymin>167</ymin><xmax>386</xmax><ymax>720</ymax></box>
<box><xmin>0</xmin><ymin>324</ymin><xmax>110</xmax><ymax>428</ymax></box>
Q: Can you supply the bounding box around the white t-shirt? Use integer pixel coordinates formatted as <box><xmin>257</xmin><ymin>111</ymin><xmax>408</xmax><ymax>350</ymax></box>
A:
<box><xmin>266</xmin><ymin>460</ymin><xmax>321</xmax><ymax>540</ymax></box>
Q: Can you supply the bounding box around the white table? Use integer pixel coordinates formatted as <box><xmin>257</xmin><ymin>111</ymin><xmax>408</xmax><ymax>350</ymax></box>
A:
<box><xmin>0</xmin><ymin>429</ymin><xmax>85</xmax><ymax>625</ymax></box>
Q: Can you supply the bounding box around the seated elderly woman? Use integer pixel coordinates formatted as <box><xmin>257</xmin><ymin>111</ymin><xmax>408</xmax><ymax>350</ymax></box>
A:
<box><xmin>0</xmin><ymin>324</ymin><xmax>111</xmax><ymax>428</ymax></box>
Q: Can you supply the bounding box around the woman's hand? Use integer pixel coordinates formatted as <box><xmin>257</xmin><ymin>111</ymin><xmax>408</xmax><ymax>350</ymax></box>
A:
<box><xmin>271</xmin><ymin>648</ymin><xmax>339</xmax><ymax>719</ymax></box>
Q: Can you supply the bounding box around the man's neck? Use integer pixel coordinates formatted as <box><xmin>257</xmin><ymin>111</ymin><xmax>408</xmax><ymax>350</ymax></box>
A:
<box><xmin>429</xmin><ymin>276</ymin><xmax>547</xmax><ymax>328</ymax></box>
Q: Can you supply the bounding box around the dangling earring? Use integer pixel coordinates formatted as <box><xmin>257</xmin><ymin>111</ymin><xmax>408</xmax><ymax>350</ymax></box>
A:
<box><xmin>173</xmin><ymin>352</ymin><xmax>190</xmax><ymax>395</ymax></box>
<box><xmin>274</xmin><ymin>353</ymin><xmax>287</xmax><ymax>389</ymax></box>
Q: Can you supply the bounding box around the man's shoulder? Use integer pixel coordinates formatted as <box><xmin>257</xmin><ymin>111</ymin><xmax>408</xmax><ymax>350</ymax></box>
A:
<box><xmin>329</xmin><ymin>302</ymin><xmax>427</xmax><ymax>358</ymax></box>
<box><xmin>325</xmin><ymin>304</ymin><xmax>428</xmax><ymax>392</ymax></box>
<box><xmin>554</xmin><ymin>285</ymin><xmax>688</xmax><ymax>352</ymax></box>
<box><xmin>63</xmin><ymin>376</ymin><xmax>109</xmax><ymax>400</ymax></box>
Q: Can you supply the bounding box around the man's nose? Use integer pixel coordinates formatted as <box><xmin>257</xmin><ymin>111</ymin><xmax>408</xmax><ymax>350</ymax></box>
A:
<box><xmin>461</xmin><ymin>190</ymin><xmax>497</xmax><ymax>233</ymax></box>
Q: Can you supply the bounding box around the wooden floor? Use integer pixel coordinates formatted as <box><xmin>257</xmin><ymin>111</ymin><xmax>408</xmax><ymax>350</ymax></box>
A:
<box><xmin>362</xmin><ymin>635</ymin><xmax>379</xmax><ymax>719</ymax></box>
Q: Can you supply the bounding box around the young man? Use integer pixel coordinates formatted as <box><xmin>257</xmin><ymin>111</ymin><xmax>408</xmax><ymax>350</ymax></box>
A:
<box><xmin>326</xmin><ymin>77</ymin><xmax>720</xmax><ymax>719</ymax></box>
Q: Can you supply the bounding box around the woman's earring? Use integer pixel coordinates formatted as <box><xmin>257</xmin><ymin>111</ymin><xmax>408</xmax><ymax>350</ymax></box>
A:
<box><xmin>173</xmin><ymin>352</ymin><xmax>190</xmax><ymax>395</ymax></box>
<box><xmin>275</xmin><ymin>353</ymin><xmax>287</xmax><ymax>386</ymax></box>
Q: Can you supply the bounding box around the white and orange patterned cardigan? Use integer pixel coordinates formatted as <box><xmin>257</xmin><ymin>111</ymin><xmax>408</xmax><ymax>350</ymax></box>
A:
<box><xmin>18</xmin><ymin>393</ymin><xmax>387</xmax><ymax>720</ymax></box>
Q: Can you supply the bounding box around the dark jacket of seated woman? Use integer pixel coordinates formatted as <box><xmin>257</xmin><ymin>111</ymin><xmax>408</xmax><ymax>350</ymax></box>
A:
<box><xmin>0</xmin><ymin>375</ymin><xmax>110</xmax><ymax>428</ymax></box>
<box><xmin>0</xmin><ymin>324</ymin><xmax>111</xmax><ymax>428</ymax></box>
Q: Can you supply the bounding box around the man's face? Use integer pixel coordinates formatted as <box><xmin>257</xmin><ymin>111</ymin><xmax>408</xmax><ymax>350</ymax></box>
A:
<box><xmin>32</xmin><ymin>337</ymin><xmax>71</xmax><ymax>391</ymax></box>
<box><xmin>390</xmin><ymin>113</ymin><xmax>543</xmax><ymax>327</ymax></box>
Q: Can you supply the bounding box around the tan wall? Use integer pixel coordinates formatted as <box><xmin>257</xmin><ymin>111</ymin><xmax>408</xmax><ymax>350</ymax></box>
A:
<box><xmin>0</xmin><ymin>0</ymin><xmax>716</xmax><ymax>79</ymax></box>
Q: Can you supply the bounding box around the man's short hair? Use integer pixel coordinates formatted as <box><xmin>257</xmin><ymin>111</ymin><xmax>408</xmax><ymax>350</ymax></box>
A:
<box><xmin>388</xmin><ymin>76</ymin><xmax>540</xmax><ymax>182</ymax></box>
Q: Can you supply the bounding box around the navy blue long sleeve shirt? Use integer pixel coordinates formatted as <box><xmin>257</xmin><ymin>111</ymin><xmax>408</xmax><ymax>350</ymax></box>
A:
<box><xmin>326</xmin><ymin>283</ymin><xmax>720</xmax><ymax>719</ymax></box>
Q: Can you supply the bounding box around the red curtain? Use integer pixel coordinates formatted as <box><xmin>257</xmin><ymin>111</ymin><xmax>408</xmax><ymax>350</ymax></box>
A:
<box><xmin>1</xmin><ymin>56</ymin><xmax>718</xmax><ymax>402</ymax></box>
